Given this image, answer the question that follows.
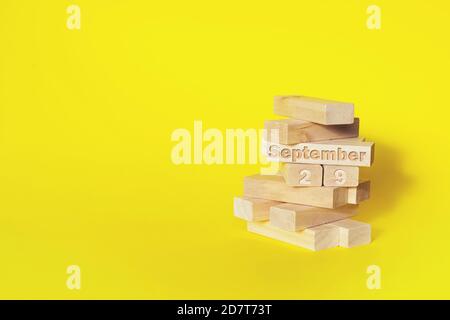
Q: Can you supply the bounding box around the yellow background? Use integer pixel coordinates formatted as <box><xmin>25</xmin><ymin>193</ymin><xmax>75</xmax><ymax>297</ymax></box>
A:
<box><xmin>1</xmin><ymin>0</ymin><xmax>449</xmax><ymax>299</ymax></box>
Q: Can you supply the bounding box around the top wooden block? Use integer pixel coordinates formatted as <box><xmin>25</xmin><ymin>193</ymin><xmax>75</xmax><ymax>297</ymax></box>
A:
<box><xmin>274</xmin><ymin>96</ymin><xmax>355</xmax><ymax>125</ymax></box>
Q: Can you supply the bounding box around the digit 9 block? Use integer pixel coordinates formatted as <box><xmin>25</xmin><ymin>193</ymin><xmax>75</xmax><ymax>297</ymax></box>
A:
<box><xmin>323</xmin><ymin>165</ymin><xmax>359</xmax><ymax>187</ymax></box>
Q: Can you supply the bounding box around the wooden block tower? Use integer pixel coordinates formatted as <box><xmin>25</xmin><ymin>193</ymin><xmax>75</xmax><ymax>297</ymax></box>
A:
<box><xmin>234</xmin><ymin>95</ymin><xmax>374</xmax><ymax>251</ymax></box>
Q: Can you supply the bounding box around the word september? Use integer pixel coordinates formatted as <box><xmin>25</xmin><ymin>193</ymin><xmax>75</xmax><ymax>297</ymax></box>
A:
<box><xmin>265</xmin><ymin>140</ymin><xmax>374</xmax><ymax>167</ymax></box>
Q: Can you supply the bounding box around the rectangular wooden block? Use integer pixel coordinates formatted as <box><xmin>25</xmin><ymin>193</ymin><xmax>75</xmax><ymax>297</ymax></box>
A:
<box><xmin>233</xmin><ymin>196</ymin><xmax>282</xmax><ymax>222</ymax></box>
<box><xmin>264</xmin><ymin>139</ymin><xmax>374</xmax><ymax>167</ymax></box>
<box><xmin>243</xmin><ymin>174</ymin><xmax>348</xmax><ymax>209</ymax></box>
<box><xmin>274</xmin><ymin>95</ymin><xmax>354</xmax><ymax>125</ymax></box>
<box><xmin>269</xmin><ymin>203</ymin><xmax>357</xmax><ymax>231</ymax></box>
<box><xmin>323</xmin><ymin>165</ymin><xmax>359</xmax><ymax>187</ymax></box>
<box><xmin>265</xmin><ymin>118</ymin><xmax>359</xmax><ymax>145</ymax></box>
<box><xmin>247</xmin><ymin>221</ymin><xmax>340</xmax><ymax>251</ymax></box>
<box><xmin>347</xmin><ymin>180</ymin><xmax>371</xmax><ymax>204</ymax></box>
<box><xmin>329</xmin><ymin>219</ymin><xmax>371</xmax><ymax>248</ymax></box>
<box><xmin>283</xmin><ymin>163</ymin><xmax>323</xmax><ymax>187</ymax></box>
<box><xmin>329</xmin><ymin>137</ymin><xmax>365</xmax><ymax>142</ymax></box>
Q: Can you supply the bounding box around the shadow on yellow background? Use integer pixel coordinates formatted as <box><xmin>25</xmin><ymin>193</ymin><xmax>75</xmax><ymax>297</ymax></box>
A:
<box><xmin>362</xmin><ymin>142</ymin><xmax>414</xmax><ymax>239</ymax></box>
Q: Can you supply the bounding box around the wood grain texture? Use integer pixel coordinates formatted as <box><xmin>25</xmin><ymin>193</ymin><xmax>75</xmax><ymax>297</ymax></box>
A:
<box><xmin>329</xmin><ymin>219</ymin><xmax>371</xmax><ymax>248</ymax></box>
<box><xmin>347</xmin><ymin>180</ymin><xmax>371</xmax><ymax>204</ymax></box>
<box><xmin>283</xmin><ymin>163</ymin><xmax>323</xmax><ymax>187</ymax></box>
<box><xmin>247</xmin><ymin>221</ymin><xmax>340</xmax><ymax>251</ymax></box>
<box><xmin>243</xmin><ymin>174</ymin><xmax>348</xmax><ymax>209</ymax></box>
<box><xmin>265</xmin><ymin>118</ymin><xmax>359</xmax><ymax>145</ymax></box>
<box><xmin>323</xmin><ymin>165</ymin><xmax>359</xmax><ymax>187</ymax></box>
<box><xmin>274</xmin><ymin>95</ymin><xmax>354</xmax><ymax>125</ymax></box>
<box><xmin>269</xmin><ymin>203</ymin><xmax>357</xmax><ymax>231</ymax></box>
<box><xmin>233</xmin><ymin>196</ymin><xmax>282</xmax><ymax>222</ymax></box>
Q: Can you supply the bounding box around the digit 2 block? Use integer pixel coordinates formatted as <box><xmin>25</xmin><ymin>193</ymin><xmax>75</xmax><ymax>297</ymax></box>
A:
<box><xmin>283</xmin><ymin>163</ymin><xmax>323</xmax><ymax>187</ymax></box>
<box><xmin>323</xmin><ymin>165</ymin><xmax>359</xmax><ymax>187</ymax></box>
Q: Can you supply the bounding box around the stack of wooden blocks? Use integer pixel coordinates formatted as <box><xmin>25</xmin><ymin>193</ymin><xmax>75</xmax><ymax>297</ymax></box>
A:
<box><xmin>234</xmin><ymin>95</ymin><xmax>374</xmax><ymax>251</ymax></box>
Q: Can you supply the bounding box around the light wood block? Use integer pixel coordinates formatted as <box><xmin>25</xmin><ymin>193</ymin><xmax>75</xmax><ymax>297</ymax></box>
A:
<box><xmin>283</xmin><ymin>163</ymin><xmax>323</xmax><ymax>187</ymax></box>
<box><xmin>329</xmin><ymin>219</ymin><xmax>371</xmax><ymax>248</ymax></box>
<box><xmin>243</xmin><ymin>174</ymin><xmax>348</xmax><ymax>209</ymax></box>
<box><xmin>265</xmin><ymin>118</ymin><xmax>359</xmax><ymax>145</ymax></box>
<box><xmin>347</xmin><ymin>180</ymin><xmax>371</xmax><ymax>204</ymax></box>
<box><xmin>270</xmin><ymin>203</ymin><xmax>357</xmax><ymax>231</ymax></box>
<box><xmin>233</xmin><ymin>196</ymin><xmax>282</xmax><ymax>222</ymax></box>
<box><xmin>264</xmin><ymin>139</ymin><xmax>374</xmax><ymax>167</ymax></box>
<box><xmin>274</xmin><ymin>96</ymin><xmax>354</xmax><ymax>125</ymax></box>
<box><xmin>323</xmin><ymin>165</ymin><xmax>359</xmax><ymax>187</ymax></box>
<box><xmin>332</xmin><ymin>137</ymin><xmax>365</xmax><ymax>142</ymax></box>
<box><xmin>247</xmin><ymin>221</ymin><xmax>340</xmax><ymax>251</ymax></box>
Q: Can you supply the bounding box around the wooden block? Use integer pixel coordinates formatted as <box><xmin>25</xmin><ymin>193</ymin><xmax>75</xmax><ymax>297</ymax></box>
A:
<box><xmin>233</xmin><ymin>196</ymin><xmax>282</xmax><ymax>222</ymax></box>
<box><xmin>264</xmin><ymin>139</ymin><xmax>374</xmax><ymax>167</ymax></box>
<box><xmin>323</xmin><ymin>165</ymin><xmax>359</xmax><ymax>187</ymax></box>
<box><xmin>283</xmin><ymin>163</ymin><xmax>323</xmax><ymax>187</ymax></box>
<box><xmin>274</xmin><ymin>96</ymin><xmax>354</xmax><ymax>125</ymax></box>
<box><xmin>270</xmin><ymin>203</ymin><xmax>357</xmax><ymax>231</ymax></box>
<box><xmin>243</xmin><ymin>174</ymin><xmax>348</xmax><ymax>209</ymax></box>
<box><xmin>332</xmin><ymin>137</ymin><xmax>365</xmax><ymax>142</ymax></box>
<box><xmin>347</xmin><ymin>180</ymin><xmax>370</xmax><ymax>204</ymax></box>
<box><xmin>265</xmin><ymin>118</ymin><xmax>359</xmax><ymax>145</ymax></box>
<box><xmin>247</xmin><ymin>221</ymin><xmax>339</xmax><ymax>251</ymax></box>
<box><xmin>329</xmin><ymin>219</ymin><xmax>371</xmax><ymax>248</ymax></box>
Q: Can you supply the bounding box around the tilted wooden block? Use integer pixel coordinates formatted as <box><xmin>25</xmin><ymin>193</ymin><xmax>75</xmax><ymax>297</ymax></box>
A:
<box><xmin>264</xmin><ymin>138</ymin><xmax>374</xmax><ymax>167</ymax></box>
<box><xmin>264</xmin><ymin>118</ymin><xmax>359</xmax><ymax>145</ymax></box>
<box><xmin>274</xmin><ymin>96</ymin><xmax>354</xmax><ymax>125</ymax></box>
<box><xmin>243</xmin><ymin>174</ymin><xmax>348</xmax><ymax>209</ymax></box>
<box><xmin>329</xmin><ymin>219</ymin><xmax>371</xmax><ymax>248</ymax></box>
<box><xmin>283</xmin><ymin>163</ymin><xmax>323</xmax><ymax>187</ymax></box>
<box><xmin>329</xmin><ymin>137</ymin><xmax>365</xmax><ymax>142</ymax></box>
<box><xmin>323</xmin><ymin>165</ymin><xmax>359</xmax><ymax>187</ymax></box>
<box><xmin>269</xmin><ymin>203</ymin><xmax>357</xmax><ymax>231</ymax></box>
<box><xmin>233</xmin><ymin>196</ymin><xmax>282</xmax><ymax>222</ymax></box>
<box><xmin>347</xmin><ymin>180</ymin><xmax>370</xmax><ymax>204</ymax></box>
<box><xmin>247</xmin><ymin>221</ymin><xmax>340</xmax><ymax>251</ymax></box>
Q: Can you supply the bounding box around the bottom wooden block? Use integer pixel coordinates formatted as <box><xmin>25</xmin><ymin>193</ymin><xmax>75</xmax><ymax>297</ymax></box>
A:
<box><xmin>269</xmin><ymin>203</ymin><xmax>357</xmax><ymax>231</ymax></box>
<box><xmin>247</xmin><ymin>219</ymin><xmax>371</xmax><ymax>251</ymax></box>
<box><xmin>234</xmin><ymin>196</ymin><xmax>281</xmax><ymax>222</ymax></box>
<box><xmin>329</xmin><ymin>219</ymin><xmax>371</xmax><ymax>248</ymax></box>
<box><xmin>247</xmin><ymin>221</ymin><xmax>339</xmax><ymax>251</ymax></box>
